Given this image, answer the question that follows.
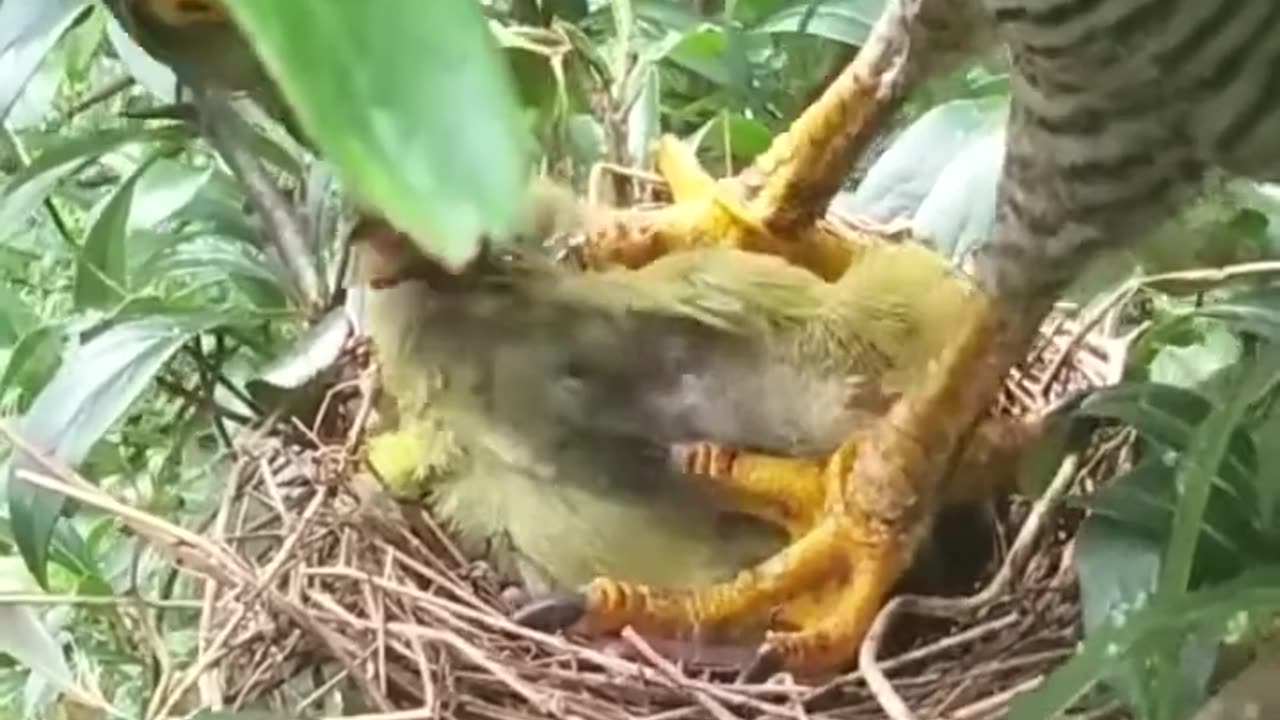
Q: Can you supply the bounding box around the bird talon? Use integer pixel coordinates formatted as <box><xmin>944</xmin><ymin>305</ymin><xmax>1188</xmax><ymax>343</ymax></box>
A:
<box><xmin>511</xmin><ymin>592</ymin><xmax>589</xmax><ymax>633</ymax></box>
<box><xmin>737</xmin><ymin>642</ymin><xmax>786</xmax><ymax>683</ymax></box>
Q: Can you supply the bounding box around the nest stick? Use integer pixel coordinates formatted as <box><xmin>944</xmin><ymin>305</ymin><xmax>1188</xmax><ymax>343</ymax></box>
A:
<box><xmin>860</xmin><ymin>452</ymin><xmax>1082</xmax><ymax>720</ymax></box>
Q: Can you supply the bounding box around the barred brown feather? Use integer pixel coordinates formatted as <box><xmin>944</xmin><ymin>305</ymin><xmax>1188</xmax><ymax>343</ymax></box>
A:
<box><xmin>962</xmin><ymin>0</ymin><xmax>1280</xmax><ymax>305</ymax></box>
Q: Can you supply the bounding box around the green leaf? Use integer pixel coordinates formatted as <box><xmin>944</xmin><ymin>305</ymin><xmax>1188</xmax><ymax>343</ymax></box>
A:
<box><xmin>0</xmin><ymin>519</ymin><xmax>104</xmax><ymax>592</ymax></box>
<box><xmin>0</xmin><ymin>325</ymin><xmax>66</xmax><ymax>408</ymax></box>
<box><xmin>1077</xmin><ymin>516</ymin><xmax>1162</xmax><ymax>633</ymax></box>
<box><xmin>1019</xmin><ymin>350</ymin><xmax>1280</xmax><ymax>720</ymax></box>
<box><xmin>0</xmin><ymin>0</ymin><xmax>89</xmax><ymax>121</ymax></box>
<box><xmin>131</xmin><ymin>235</ymin><xmax>283</xmax><ymax>297</ymax></box>
<box><xmin>633</xmin><ymin>1</ymin><xmax>707</xmax><ymax>33</ymax></box>
<box><xmin>1145</xmin><ymin>323</ymin><xmax>1243</xmax><ymax>391</ymax></box>
<box><xmin>1193</xmin><ymin>287</ymin><xmax>1280</xmax><ymax>343</ymax></box>
<box><xmin>625</xmin><ymin>62</ymin><xmax>661</xmax><ymax>167</ymax></box>
<box><xmin>126</xmin><ymin>222</ymin><xmax>292</xmax><ymax>312</ymax></box>
<box><xmin>0</xmin><ymin>285</ymin><xmax>37</xmax><ymax>347</ymax></box>
<box><xmin>1081</xmin><ymin>456</ymin><xmax>1258</xmax><ymax>588</ymax></box>
<box><xmin>1253</xmin><ymin>404</ymin><xmax>1280</xmax><ymax>533</ymax></box>
<box><xmin>1074</xmin><ymin>514</ymin><xmax>1164</xmax><ymax>717</ymax></box>
<box><xmin>1159</xmin><ymin>347</ymin><xmax>1280</xmax><ymax>598</ymax></box>
<box><xmin>665</xmin><ymin>26</ymin><xmax>733</xmax><ymax>87</ymax></box>
<box><xmin>73</xmin><ymin>151</ymin><xmax>163</xmax><ymax>309</ymax></box>
<box><xmin>246</xmin><ymin>306</ymin><xmax>351</xmax><ymax>419</ymax></box>
<box><xmin>754</xmin><ymin>0</ymin><xmax>885</xmax><ymax>45</ymax></box>
<box><xmin>691</xmin><ymin>111</ymin><xmax>775</xmax><ymax>170</ymax></box>
<box><xmin>166</xmin><ymin>168</ymin><xmax>259</xmax><ymax>243</ymax></box>
<box><xmin>4</xmin><ymin>314</ymin><xmax>224</xmax><ymax>587</ymax></box>
<box><xmin>1007</xmin><ymin>566</ymin><xmax>1280</xmax><ymax>719</ymax></box>
<box><xmin>1075</xmin><ymin>382</ymin><xmax>1258</xmax><ymax>508</ymax></box>
<box><xmin>222</xmin><ymin>1</ymin><xmax>531</xmax><ymax>270</ymax></box>
<box><xmin>128</xmin><ymin>160</ymin><xmax>213</xmax><ymax>233</ymax></box>
<box><xmin>250</xmin><ymin>307</ymin><xmax>351</xmax><ymax>393</ymax></box>
<box><xmin>837</xmin><ymin>97</ymin><xmax>1006</xmax><ymax>247</ymax></box>
<box><xmin>0</xmin><ymin>557</ymin><xmax>114</xmax><ymax>713</ymax></box>
<box><xmin>0</xmin><ymin>125</ymin><xmax>190</xmax><ymax>244</ymax></box>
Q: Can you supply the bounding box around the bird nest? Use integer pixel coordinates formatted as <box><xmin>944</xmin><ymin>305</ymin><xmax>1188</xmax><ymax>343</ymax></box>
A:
<box><xmin>117</xmin><ymin>297</ymin><xmax>1127</xmax><ymax>719</ymax></box>
<box><xmin>19</xmin><ymin>232</ymin><xmax>1136</xmax><ymax>720</ymax></box>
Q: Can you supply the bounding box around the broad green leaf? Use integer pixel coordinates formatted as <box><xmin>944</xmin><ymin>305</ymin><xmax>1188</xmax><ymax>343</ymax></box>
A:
<box><xmin>5</xmin><ymin>314</ymin><xmax>225</xmax><ymax>587</ymax></box>
<box><xmin>0</xmin><ymin>125</ymin><xmax>190</xmax><ymax>244</ymax></box>
<box><xmin>74</xmin><ymin>151</ymin><xmax>162</xmax><ymax>309</ymax></box>
<box><xmin>222</xmin><ymin>1</ymin><xmax>531</xmax><ymax>270</ymax></box>
<box><xmin>0</xmin><ymin>557</ymin><xmax>112</xmax><ymax>714</ymax></box>
<box><xmin>911</xmin><ymin>128</ymin><xmax>1003</xmax><ymax>260</ymax></box>
<box><xmin>1074</xmin><ymin>514</ymin><xmax>1164</xmax><ymax>717</ymax></box>
<box><xmin>131</xmin><ymin>235</ymin><xmax>283</xmax><ymax>295</ymax></box>
<box><xmin>0</xmin><ymin>520</ymin><xmax>104</xmax><ymax>593</ymax></box>
<box><xmin>666</xmin><ymin>26</ymin><xmax>733</xmax><ymax>87</ymax></box>
<box><xmin>0</xmin><ymin>285</ymin><xmax>37</xmax><ymax>347</ymax></box>
<box><xmin>1159</xmin><ymin>347</ymin><xmax>1280</xmax><ymax>597</ymax></box>
<box><xmin>250</xmin><ymin>307</ymin><xmax>350</xmax><ymax>393</ymax></box>
<box><xmin>246</xmin><ymin>307</ymin><xmax>352</xmax><ymax>420</ymax></box>
<box><xmin>625</xmin><ymin>63</ymin><xmax>661</xmax><ymax>167</ymax></box>
<box><xmin>168</xmin><ymin>169</ymin><xmax>259</xmax><ymax>243</ymax></box>
<box><xmin>128</xmin><ymin>161</ymin><xmax>213</xmax><ymax>233</ymax></box>
<box><xmin>1076</xmin><ymin>382</ymin><xmax>1258</xmax><ymax>506</ymax></box>
<box><xmin>633</xmin><ymin>1</ymin><xmax>707</xmax><ymax>33</ymax></box>
<box><xmin>1147</xmin><ymin>323</ymin><xmax>1242</xmax><ymax>390</ymax></box>
<box><xmin>0</xmin><ymin>325</ymin><xmax>66</xmax><ymax>409</ymax></box>
<box><xmin>754</xmin><ymin>0</ymin><xmax>885</xmax><ymax>46</ymax></box>
<box><xmin>1193</xmin><ymin>287</ymin><xmax>1280</xmax><ymax>342</ymax></box>
<box><xmin>692</xmin><ymin>111</ymin><xmax>774</xmax><ymax>170</ymax></box>
<box><xmin>1080</xmin><ymin>456</ymin><xmax>1260</xmax><ymax>588</ymax></box>
<box><xmin>1253</xmin><ymin>405</ymin><xmax>1280</xmax><ymax>532</ymax></box>
<box><xmin>1008</xmin><ymin>566</ymin><xmax>1280</xmax><ymax>719</ymax></box>
<box><xmin>837</xmin><ymin>98</ymin><xmax>1006</xmax><ymax>231</ymax></box>
<box><xmin>1042</xmin><ymin>350</ymin><xmax>1280</xmax><ymax>720</ymax></box>
<box><xmin>0</xmin><ymin>0</ymin><xmax>89</xmax><ymax>121</ymax></box>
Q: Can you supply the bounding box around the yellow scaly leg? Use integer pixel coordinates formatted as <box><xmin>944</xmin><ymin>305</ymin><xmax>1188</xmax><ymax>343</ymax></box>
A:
<box><xmin>516</xmin><ymin>293</ymin><xmax>1011</xmax><ymax>676</ymax></box>
<box><xmin>750</xmin><ymin>292</ymin><xmax>1013</xmax><ymax>675</ymax></box>
<box><xmin>670</xmin><ymin>441</ymin><xmax>826</xmax><ymax>539</ymax></box>
<box><xmin>576</xmin><ymin>48</ymin><xmax>901</xmax><ymax>283</ymax></box>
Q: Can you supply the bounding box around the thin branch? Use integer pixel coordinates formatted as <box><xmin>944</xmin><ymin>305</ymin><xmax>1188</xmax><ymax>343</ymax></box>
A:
<box><xmin>64</xmin><ymin>75</ymin><xmax>136</xmax><ymax>120</ymax></box>
<box><xmin>195</xmin><ymin>90</ymin><xmax>324</xmax><ymax>314</ymax></box>
<box><xmin>620</xmin><ymin>627</ymin><xmax>741</xmax><ymax>720</ymax></box>
<box><xmin>0</xmin><ymin>593</ymin><xmax>201</xmax><ymax>610</ymax></box>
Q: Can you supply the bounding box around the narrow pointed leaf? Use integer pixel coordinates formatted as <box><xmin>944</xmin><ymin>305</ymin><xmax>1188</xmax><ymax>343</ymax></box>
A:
<box><xmin>5</xmin><ymin>314</ymin><xmax>223</xmax><ymax>586</ymax></box>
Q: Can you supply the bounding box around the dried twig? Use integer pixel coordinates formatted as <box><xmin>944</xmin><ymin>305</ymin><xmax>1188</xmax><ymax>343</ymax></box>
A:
<box><xmin>860</xmin><ymin>453</ymin><xmax>1082</xmax><ymax>720</ymax></box>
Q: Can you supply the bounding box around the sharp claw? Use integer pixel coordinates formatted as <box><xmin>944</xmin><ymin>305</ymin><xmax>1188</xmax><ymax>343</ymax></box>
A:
<box><xmin>511</xmin><ymin>592</ymin><xmax>589</xmax><ymax>632</ymax></box>
<box><xmin>737</xmin><ymin>642</ymin><xmax>785</xmax><ymax>683</ymax></box>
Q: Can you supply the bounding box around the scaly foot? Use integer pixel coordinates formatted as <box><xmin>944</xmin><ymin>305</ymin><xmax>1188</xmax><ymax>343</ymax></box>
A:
<box><xmin>516</xmin><ymin>294</ymin><xmax>1014</xmax><ymax>677</ymax></box>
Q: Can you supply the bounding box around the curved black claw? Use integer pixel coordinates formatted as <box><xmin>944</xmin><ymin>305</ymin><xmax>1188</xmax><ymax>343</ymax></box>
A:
<box><xmin>511</xmin><ymin>592</ymin><xmax>589</xmax><ymax>632</ymax></box>
<box><xmin>736</xmin><ymin>643</ymin><xmax>785</xmax><ymax>683</ymax></box>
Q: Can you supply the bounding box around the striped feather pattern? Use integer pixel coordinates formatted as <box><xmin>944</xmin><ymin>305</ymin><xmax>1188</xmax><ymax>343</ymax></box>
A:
<box><xmin>913</xmin><ymin>0</ymin><xmax>1280</xmax><ymax>304</ymax></box>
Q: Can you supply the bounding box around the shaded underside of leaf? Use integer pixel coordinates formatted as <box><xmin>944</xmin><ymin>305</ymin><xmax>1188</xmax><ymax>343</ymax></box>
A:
<box><xmin>222</xmin><ymin>1</ymin><xmax>532</xmax><ymax>270</ymax></box>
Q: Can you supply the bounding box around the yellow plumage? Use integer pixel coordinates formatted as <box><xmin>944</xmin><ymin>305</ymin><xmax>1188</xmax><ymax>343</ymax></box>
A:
<box><xmin>358</xmin><ymin>208</ymin><xmax>981</xmax><ymax>640</ymax></box>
